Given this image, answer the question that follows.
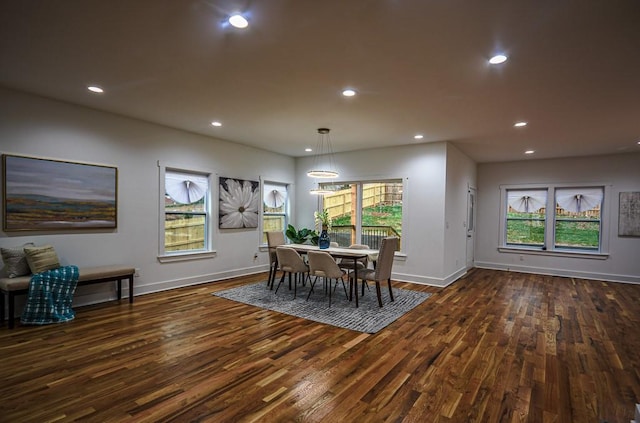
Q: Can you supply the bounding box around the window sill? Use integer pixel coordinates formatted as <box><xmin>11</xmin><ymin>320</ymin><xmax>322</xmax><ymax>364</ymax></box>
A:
<box><xmin>498</xmin><ymin>246</ymin><xmax>608</xmax><ymax>260</ymax></box>
<box><xmin>158</xmin><ymin>250</ymin><xmax>217</xmax><ymax>263</ymax></box>
<box><xmin>394</xmin><ymin>252</ymin><xmax>407</xmax><ymax>261</ymax></box>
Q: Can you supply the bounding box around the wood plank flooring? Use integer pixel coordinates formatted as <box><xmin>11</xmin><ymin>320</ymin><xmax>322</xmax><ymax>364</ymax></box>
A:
<box><xmin>1</xmin><ymin>269</ymin><xmax>639</xmax><ymax>422</ymax></box>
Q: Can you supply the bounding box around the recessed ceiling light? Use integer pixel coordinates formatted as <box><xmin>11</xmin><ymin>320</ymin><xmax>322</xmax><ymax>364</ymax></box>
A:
<box><xmin>87</xmin><ymin>86</ymin><xmax>104</xmax><ymax>93</ymax></box>
<box><xmin>228</xmin><ymin>14</ymin><xmax>248</xmax><ymax>29</ymax></box>
<box><xmin>342</xmin><ymin>89</ymin><xmax>356</xmax><ymax>97</ymax></box>
<box><xmin>525</xmin><ymin>150</ymin><xmax>535</xmax><ymax>155</ymax></box>
<box><xmin>489</xmin><ymin>54</ymin><xmax>508</xmax><ymax>65</ymax></box>
<box><xmin>211</xmin><ymin>121</ymin><xmax>222</xmax><ymax>127</ymax></box>
<box><xmin>514</xmin><ymin>121</ymin><xmax>527</xmax><ymax>127</ymax></box>
<box><xmin>305</xmin><ymin>148</ymin><xmax>312</xmax><ymax>152</ymax></box>
<box><xmin>414</xmin><ymin>134</ymin><xmax>424</xmax><ymax>140</ymax></box>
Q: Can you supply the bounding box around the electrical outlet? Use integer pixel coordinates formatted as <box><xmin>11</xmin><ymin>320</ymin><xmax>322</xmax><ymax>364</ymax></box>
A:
<box><xmin>134</xmin><ymin>268</ymin><xmax>141</xmax><ymax>277</ymax></box>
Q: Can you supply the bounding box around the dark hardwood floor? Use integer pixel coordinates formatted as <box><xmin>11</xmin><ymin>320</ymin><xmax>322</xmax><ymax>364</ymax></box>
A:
<box><xmin>1</xmin><ymin>269</ymin><xmax>639</xmax><ymax>422</ymax></box>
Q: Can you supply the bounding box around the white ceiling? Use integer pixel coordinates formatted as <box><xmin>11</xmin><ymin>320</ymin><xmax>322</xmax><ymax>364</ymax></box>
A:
<box><xmin>1</xmin><ymin>1</ymin><xmax>639</xmax><ymax>163</ymax></box>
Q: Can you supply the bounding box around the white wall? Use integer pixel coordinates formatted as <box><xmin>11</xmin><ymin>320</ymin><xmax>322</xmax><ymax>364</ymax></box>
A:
<box><xmin>295</xmin><ymin>141</ymin><xmax>477</xmax><ymax>286</ymax></box>
<box><xmin>0</xmin><ymin>87</ymin><xmax>296</xmax><ymax>307</ymax></box>
<box><xmin>475</xmin><ymin>154</ymin><xmax>640</xmax><ymax>283</ymax></box>
<box><xmin>444</xmin><ymin>143</ymin><xmax>477</xmax><ymax>280</ymax></box>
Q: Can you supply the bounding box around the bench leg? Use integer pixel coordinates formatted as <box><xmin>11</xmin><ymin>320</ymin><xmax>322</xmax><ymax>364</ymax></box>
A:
<box><xmin>128</xmin><ymin>275</ymin><xmax>134</xmax><ymax>303</ymax></box>
<box><xmin>8</xmin><ymin>292</ymin><xmax>16</xmax><ymax>329</ymax></box>
<box><xmin>117</xmin><ymin>279</ymin><xmax>122</xmax><ymax>301</ymax></box>
<box><xmin>0</xmin><ymin>292</ymin><xmax>4</xmax><ymax>326</ymax></box>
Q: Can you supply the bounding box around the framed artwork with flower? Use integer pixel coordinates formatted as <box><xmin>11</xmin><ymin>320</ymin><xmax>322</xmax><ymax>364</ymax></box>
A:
<box><xmin>219</xmin><ymin>177</ymin><xmax>260</xmax><ymax>229</ymax></box>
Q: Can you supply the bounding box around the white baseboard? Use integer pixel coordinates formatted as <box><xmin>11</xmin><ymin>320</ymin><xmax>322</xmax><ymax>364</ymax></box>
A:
<box><xmin>474</xmin><ymin>261</ymin><xmax>640</xmax><ymax>284</ymax></box>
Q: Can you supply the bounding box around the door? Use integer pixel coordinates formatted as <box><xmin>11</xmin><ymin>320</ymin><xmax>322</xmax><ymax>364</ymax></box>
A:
<box><xmin>466</xmin><ymin>187</ymin><xmax>477</xmax><ymax>270</ymax></box>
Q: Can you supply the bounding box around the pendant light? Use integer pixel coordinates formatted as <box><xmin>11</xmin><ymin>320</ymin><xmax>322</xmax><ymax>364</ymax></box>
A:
<box><xmin>307</xmin><ymin>128</ymin><xmax>339</xmax><ymax>179</ymax></box>
<box><xmin>310</xmin><ymin>185</ymin><xmax>334</xmax><ymax>195</ymax></box>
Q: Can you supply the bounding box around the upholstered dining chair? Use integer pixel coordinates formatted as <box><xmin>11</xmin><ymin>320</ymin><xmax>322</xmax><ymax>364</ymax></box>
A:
<box><xmin>338</xmin><ymin>243</ymin><xmax>370</xmax><ymax>272</ymax></box>
<box><xmin>275</xmin><ymin>247</ymin><xmax>309</xmax><ymax>299</ymax></box>
<box><xmin>349</xmin><ymin>236</ymin><xmax>398</xmax><ymax>307</ymax></box>
<box><xmin>266</xmin><ymin>231</ymin><xmax>286</xmax><ymax>289</ymax></box>
<box><xmin>307</xmin><ymin>250</ymin><xmax>348</xmax><ymax>306</ymax></box>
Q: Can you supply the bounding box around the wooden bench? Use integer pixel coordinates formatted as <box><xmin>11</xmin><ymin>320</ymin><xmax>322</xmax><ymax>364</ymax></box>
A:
<box><xmin>0</xmin><ymin>265</ymin><xmax>135</xmax><ymax>329</ymax></box>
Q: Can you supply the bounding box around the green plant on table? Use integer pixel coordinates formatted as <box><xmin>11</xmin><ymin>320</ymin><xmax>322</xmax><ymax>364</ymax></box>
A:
<box><xmin>285</xmin><ymin>224</ymin><xmax>318</xmax><ymax>245</ymax></box>
<box><xmin>314</xmin><ymin>209</ymin><xmax>332</xmax><ymax>230</ymax></box>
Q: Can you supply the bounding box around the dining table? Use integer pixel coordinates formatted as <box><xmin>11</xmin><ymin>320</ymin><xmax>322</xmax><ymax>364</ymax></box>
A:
<box><xmin>283</xmin><ymin>243</ymin><xmax>379</xmax><ymax>307</ymax></box>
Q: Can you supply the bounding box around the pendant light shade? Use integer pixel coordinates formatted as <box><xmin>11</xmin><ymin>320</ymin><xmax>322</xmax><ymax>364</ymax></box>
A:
<box><xmin>307</xmin><ymin>128</ymin><xmax>339</xmax><ymax>179</ymax></box>
<box><xmin>308</xmin><ymin>169</ymin><xmax>339</xmax><ymax>178</ymax></box>
<box><xmin>309</xmin><ymin>186</ymin><xmax>334</xmax><ymax>195</ymax></box>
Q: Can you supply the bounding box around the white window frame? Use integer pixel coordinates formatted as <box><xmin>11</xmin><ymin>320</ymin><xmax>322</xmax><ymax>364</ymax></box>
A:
<box><xmin>158</xmin><ymin>161</ymin><xmax>216</xmax><ymax>262</ymax></box>
<box><xmin>319</xmin><ymin>178</ymin><xmax>406</xmax><ymax>253</ymax></box>
<box><xmin>498</xmin><ymin>183</ymin><xmax>610</xmax><ymax>259</ymax></box>
<box><xmin>261</xmin><ymin>180</ymin><xmax>290</xmax><ymax>246</ymax></box>
<box><xmin>504</xmin><ymin>188</ymin><xmax>548</xmax><ymax>248</ymax></box>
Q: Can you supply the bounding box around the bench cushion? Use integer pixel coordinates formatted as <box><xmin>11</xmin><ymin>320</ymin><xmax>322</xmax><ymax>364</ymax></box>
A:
<box><xmin>0</xmin><ymin>265</ymin><xmax>135</xmax><ymax>293</ymax></box>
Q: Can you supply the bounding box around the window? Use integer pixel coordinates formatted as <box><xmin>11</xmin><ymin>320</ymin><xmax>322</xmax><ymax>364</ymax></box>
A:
<box><xmin>554</xmin><ymin>187</ymin><xmax>603</xmax><ymax>250</ymax></box>
<box><xmin>159</xmin><ymin>166</ymin><xmax>213</xmax><ymax>259</ymax></box>
<box><xmin>320</xmin><ymin>180</ymin><xmax>403</xmax><ymax>250</ymax></box>
<box><xmin>262</xmin><ymin>182</ymin><xmax>288</xmax><ymax>244</ymax></box>
<box><xmin>501</xmin><ymin>184</ymin><xmax>607</xmax><ymax>255</ymax></box>
<box><xmin>506</xmin><ymin>189</ymin><xmax>547</xmax><ymax>247</ymax></box>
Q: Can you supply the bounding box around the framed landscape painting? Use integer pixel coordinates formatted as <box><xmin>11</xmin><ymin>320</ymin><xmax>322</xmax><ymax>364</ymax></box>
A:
<box><xmin>2</xmin><ymin>154</ymin><xmax>118</xmax><ymax>231</ymax></box>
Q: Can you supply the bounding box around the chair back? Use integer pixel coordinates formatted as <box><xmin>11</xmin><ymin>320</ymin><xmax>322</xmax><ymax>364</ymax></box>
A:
<box><xmin>308</xmin><ymin>250</ymin><xmax>343</xmax><ymax>279</ymax></box>
<box><xmin>348</xmin><ymin>243</ymin><xmax>370</xmax><ymax>267</ymax></box>
<box><xmin>374</xmin><ymin>237</ymin><xmax>398</xmax><ymax>281</ymax></box>
<box><xmin>267</xmin><ymin>231</ymin><xmax>286</xmax><ymax>262</ymax></box>
<box><xmin>349</xmin><ymin>244</ymin><xmax>369</xmax><ymax>249</ymax></box>
<box><xmin>276</xmin><ymin>247</ymin><xmax>308</xmax><ymax>273</ymax></box>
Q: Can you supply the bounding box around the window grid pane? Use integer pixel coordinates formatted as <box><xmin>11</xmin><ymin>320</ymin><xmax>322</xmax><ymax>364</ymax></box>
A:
<box><xmin>506</xmin><ymin>217</ymin><xmax>546</xmax><ymax>246</ymax></box>
<box><xmin>165</xmin><ymin>213</ymin><xmax>206</xmax><ymax>252</ymax></box>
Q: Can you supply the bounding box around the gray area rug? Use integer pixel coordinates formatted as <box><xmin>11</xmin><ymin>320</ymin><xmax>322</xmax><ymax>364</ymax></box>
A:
<box><xmin>212</xmin><ymin>280</ymin><xmax>431</xmax><ymax>333</ymax></box>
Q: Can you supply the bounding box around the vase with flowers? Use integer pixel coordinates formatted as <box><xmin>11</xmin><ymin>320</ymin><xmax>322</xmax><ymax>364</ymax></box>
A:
<box><xmin>314</xmin><ymin>209</ymin><xmax>332</xmax><ymax>249</ymax></box>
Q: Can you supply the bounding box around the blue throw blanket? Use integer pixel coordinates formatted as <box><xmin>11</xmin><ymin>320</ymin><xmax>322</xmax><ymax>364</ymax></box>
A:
<box><xmin>21</xmin><ymin>265</ymin><xmax>80</xmax><ymax>325</ymax></box>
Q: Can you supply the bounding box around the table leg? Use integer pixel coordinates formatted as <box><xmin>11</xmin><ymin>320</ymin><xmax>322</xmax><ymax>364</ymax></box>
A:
<box><xmin>349</xmin><ymin>272</ymin><xmax>353</xmax><ymax>301</ymax></box>
<box><xmin>354</xmin><ymin>259</ymin><xmax>359</xmax><ymax>308</ymax></box>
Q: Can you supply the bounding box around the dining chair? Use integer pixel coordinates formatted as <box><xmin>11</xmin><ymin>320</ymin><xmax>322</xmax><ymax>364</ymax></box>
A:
<box><xmin>275</xmin><ymin>247</ymin><xmax>309</xmax><ymax>299</ymax></box>
<box><xmin>349</xmin><ymin>236</ymin><xmax>398</xmax><ymax>307</ymax></box>
<box><xmin>338</xmin><ymin>243</ymin><xmax>370</xmax><ymax>271</ymax></box>
<box><xmin>307</xmin><ymin>250</ymin><xmax>348</xmax><ymax>306</ymax></box>
<box><xmin>266</xmin><ymin>231</ymin><xmax>286</xmax><ymax>289</ymax></box>
<box><xmin>338</xmin><ymin>243</ymin><xmax>372</xmax><ymax>296</ymax></box>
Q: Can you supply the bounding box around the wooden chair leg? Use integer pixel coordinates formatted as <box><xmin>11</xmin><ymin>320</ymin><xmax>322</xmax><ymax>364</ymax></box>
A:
<box><xmin>387</xmin><ymin>278</ymin><xmax>394</xmax><ymax>302</ymax></box>
<box><xmin>375</xmin><ymin>282</ymin><xmax>383</xmax><ymax>307</ymax></box>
